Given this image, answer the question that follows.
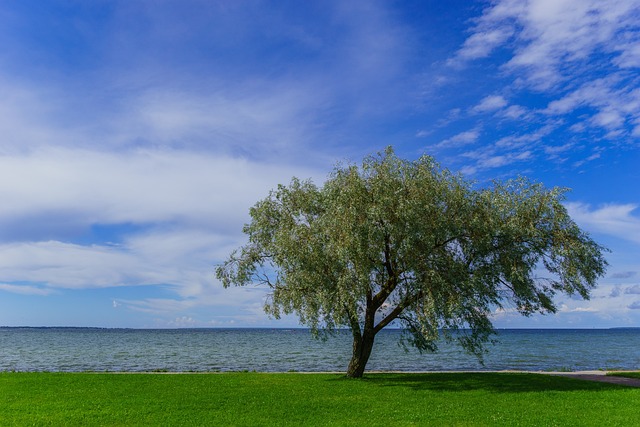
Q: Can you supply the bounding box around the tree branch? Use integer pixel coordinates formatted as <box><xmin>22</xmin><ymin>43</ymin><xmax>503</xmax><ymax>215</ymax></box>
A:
<box><xmin>370</xmin><ymin>234</ymin><xmax>399</xmax><ymax>311</ymax></box>
<box><xmin>374</xmin><ymin>290</ymin><xmax>423</xmax><ymax>334</ymax></box>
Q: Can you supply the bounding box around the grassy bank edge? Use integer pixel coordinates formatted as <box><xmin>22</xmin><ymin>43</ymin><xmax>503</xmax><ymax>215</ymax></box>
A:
<box><xmin>607</xmin><ymin>370</ymin><xmax>640</xmax><ymax>379</ymax></box>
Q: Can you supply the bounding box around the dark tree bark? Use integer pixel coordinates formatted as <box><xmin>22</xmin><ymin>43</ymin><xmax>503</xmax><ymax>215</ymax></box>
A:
<box><xmin>346</xmin><ymin>269</ymin><xmax>402</xmax><ymax>378</ymax></box>
<box><xmin>346</xmin><ymin>328</ymin><xmax>376</xmax><ymax>378</ymax></box>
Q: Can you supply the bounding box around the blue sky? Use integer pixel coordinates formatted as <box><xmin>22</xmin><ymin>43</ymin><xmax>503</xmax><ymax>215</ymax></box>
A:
<box><xmin>0</xmin><ymin>0</ymin><xmax>639</xmax><ymax>329</ymax></box>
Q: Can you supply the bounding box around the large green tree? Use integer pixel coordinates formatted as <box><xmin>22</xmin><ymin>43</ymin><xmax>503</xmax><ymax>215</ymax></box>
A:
<box><xmin>216</xmin><ymin>148</ymin><xmax>608</xmax><ymax>378</ymax></box>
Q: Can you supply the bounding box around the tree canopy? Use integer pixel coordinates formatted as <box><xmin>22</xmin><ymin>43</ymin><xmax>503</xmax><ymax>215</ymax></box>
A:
<box><xmin>216</xmin><ymin>148</ymin><xmax>608</xmax><ymax>377</ymax></box>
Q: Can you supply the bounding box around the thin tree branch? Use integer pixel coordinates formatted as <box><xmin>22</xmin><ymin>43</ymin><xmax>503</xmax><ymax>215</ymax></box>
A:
<box><xmin>374</xmin><ymin>290</ymin><xmax>423</xmax><ymax>334</ymax></box>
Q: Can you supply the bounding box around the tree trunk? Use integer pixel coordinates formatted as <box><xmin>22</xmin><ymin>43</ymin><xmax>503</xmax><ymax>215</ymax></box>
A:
<box><xmin>346</xmin><ymin>329</ymin><xmax>375</xmax><ymax>378</ymax></box>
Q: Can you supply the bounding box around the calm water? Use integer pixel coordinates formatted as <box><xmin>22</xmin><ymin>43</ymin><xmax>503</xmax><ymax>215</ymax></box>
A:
<box><xmin>0</xmin><ymin>328</ymin><xmax>638</xmax><ymax>372</ymax></box>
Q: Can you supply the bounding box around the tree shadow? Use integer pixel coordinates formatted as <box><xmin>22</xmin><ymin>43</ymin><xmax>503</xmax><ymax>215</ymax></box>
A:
<box><xmin>331</xmin><ymin>372</ymin><xmax>627</xmax><ymax>393</ymax></box>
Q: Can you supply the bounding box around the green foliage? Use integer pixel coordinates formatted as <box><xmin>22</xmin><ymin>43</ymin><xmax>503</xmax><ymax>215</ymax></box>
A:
<box><xmin>217</xmin><ymin>147</ymin><xmax>608</xmax><ymax>375</ymax></box>
<box><xmin>1</xmin><ymin>372</ymin><xmax>638</xmax><ymax>426</ymax></box>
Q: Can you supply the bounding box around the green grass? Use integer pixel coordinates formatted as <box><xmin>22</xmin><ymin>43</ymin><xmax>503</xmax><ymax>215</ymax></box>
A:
<box><xmin>1</xmin><ymin>372</ymin><xmax>639</xmax><ymax>426</ymax></box>
<box><xmin>607</xmin><ymin>371</ymin><xmax>640</xmax><ymax>379</ymax></box>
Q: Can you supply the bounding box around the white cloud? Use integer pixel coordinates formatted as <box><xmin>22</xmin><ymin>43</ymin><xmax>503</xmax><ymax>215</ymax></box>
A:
<box><xmin>461</xmin><ymin>142</ymin><xmax>535</xmax><ymax>174</ymax></box>
<box><xmin>614</xmin><ymin>40</ymin><xmax>640</xmax><ymax>68</ymax></box>
<box><xmin>473</xmin><ymin>150</ymin><xmax>531</xmax><ymax>169</ymax></box>
<box><xmin>502</xmin><ymin>0</ymin><xmax>638</xmax><ymax>89</ymax></box>
<box><xmin>167</xmin><ymin>316</ymin><xmax>197</xmax><ymax>327</ymax></box>
<box><xmin>452</xmin><ymin>27</ymin><xmax>514</xmax><ymax>63</ymax></box>
<box><xmin>495</xmin><ymin>125</ymin><xmax>553</xmax><ymax>149</ymax></box>
<box><xmin>435</xmin><ymin>129</ymin><xmax>481</xmax><ymax>149</ymax></box>
<box><xmin>0</xmin><ymin>231</ymin><xmax>277</xmax><ymax>318</ymax></box>
<box><xmin>0</xmin><ymin>146</ymin><xmax>326</xmax><ymax>305</ymax></box>
<box><xmin>610</xmin><ymin>287</ymin><xmax>622</xmax><ymax>297</ymax></box>
<box><xmin>473</xmin><ymin>95</ymin><xmax>508</xmax><ymax>113</ymax></box>
<box><xmin>451</xmin><ymin>0</ymin><xmax>640</xmax><ymax>141</ymax></box>
<box><xmin>558</xmin><ymin>304</ymin><xmax>598</xmax><ymax>314</ymax></box>
<box><xmin>119</xmin><ymin>286</ymin><xmax>267</xmax><ymax>315</ymax></box>
<box><xmin>0</xmin><ymin>148</ymin><xmax>323</xmax><ymax>233</ymax></box>
<box><xmin>501</xmin><ymin>104</ymin><xmax>528</xmax><ymax>119</ymax></box>
<box><xmin>572</xmin><ymin>152</ymin><xmax>602</xmax><ymax>168</ymax></box>
<box><xmin>566</xmin><ymin>203</ymin><xmax>640</xmax><ymax>244</ymax></box>
<box><xmin>0</xmin><ymin>78</ymin><xmax>72</xmax><ymax>151</ymax></box>
<box><xmin>0</xmin><ymin>225</ymin><xmax>255</xmax><ymax>295</ymax></box>
<box><xmin>0</xmin><ymin>0</ymin><xmax>418</xmax><ymax>163</ymax></box>
<box><xmin>545</xmin><ymin>77</ymin><xmax>640</xmax><ymax>136</ymax></box>
<box><xmin>490</xmin><ymin>286</ymin><xmax>640</xmax><ymax>327</ymax></box>
<box><xmin>0</xmin><ymin>240</ymin><xmax>154</xmax><ymax>290</ymax></box>
<box><xmin>0</xmin><ymin>73</ymin><xmax>340</xmax><ymax>163</ymax></box>
<box><xmin>610</xmin><ymin>271</ymin><xmax>637</xmax><ymax>279</ymax></box>
<box><xmin>544</xmin><ymin>143</ymin><xmax>574</xmax><ymax>155</ymax></box>
<box><xmin>124</xmin><ymin>85</ymin><xmax>329</xmax><ymax>156</ymax></box>
<box><xmin>0</xmin><ymin>283</ymin><xmax>54</xmax><ymax>296</ymax></box>
<box><xmin>592</xmin><ymin>110</ymin><xmax>625</xmax><ymax>129</ymax></box>
<box><xmin>0</xmin><ymin>0</ymin><xmax>417</xmax><ymax>325</ymax></box>
<box><xmin>625</xmin><ymin>285</ymin><xmax>640</xmax><ymax>295</ymax></box>
<box><xmin>480</xmin><ymin>155</ymin><xmax>509</xmax><ymax>169</ymax></box>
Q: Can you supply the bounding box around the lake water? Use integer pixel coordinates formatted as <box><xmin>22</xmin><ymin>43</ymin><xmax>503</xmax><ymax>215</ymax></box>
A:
<box><xmin>0</xmin><ymin>328</ymin><xmax>638</xmax><ymax>372</ymax></box>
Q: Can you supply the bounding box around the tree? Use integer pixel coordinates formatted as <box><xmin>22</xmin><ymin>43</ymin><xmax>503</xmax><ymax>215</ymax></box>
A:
<box><xmin>216</xmin><ymin>148</ymin><xmax>608</xmax><ymax>378</ymax></box>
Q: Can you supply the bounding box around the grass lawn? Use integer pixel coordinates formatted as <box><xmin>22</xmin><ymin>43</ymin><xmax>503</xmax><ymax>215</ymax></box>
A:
<box><xmin>607</xmin><ymin>371</ymin><xmax>640</xmax><ymax>380</ymax></box>
<box><xmin>1</xmin><ymin>372</ymin><xmax>639</xmax><ymax>426</ymax></box>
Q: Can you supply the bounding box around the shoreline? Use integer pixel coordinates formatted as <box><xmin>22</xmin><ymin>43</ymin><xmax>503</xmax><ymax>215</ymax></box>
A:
<box><xmin>4</xmin><ymin>369</ymin><xmax>639</xmax><ymax>387</ymax></box>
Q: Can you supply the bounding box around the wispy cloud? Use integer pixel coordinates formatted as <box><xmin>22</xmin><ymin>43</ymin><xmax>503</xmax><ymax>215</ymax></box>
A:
<box><xmin>118</xmin><ymin>288</ymin><xmax>268</xmax><ymax>317</ymax></box>
<box><xmin>449</xmin><ymin>26</ymin><xmax>514</xmax><ymax>65</ymax></box>
<box><xmin>0</xmin><ymin>240</ymin><xmax>162</xmax><ymax>290</ymax></box>
<box><xmin>625</xmin><ymin>285</ymin><xmax>640</xmax><ymax>295</ymax></box>
<box><xmin>446</xmin><ymin>0</ymin><xmax>640</xmax><ymax>175</ymax></box>
<box><xmin>167</xmin><ymin>316</ymin><xmax>197</xmax><ymax>328</ymax></box>
<box><xmin>500</xmin><ymin>105</ymin><xmax>529</xmax><ymax>120</ymax></box>
<box><xmin>0</xmin><ymin>283</ymin><xmax>54</xmax><ymax>296</ymax></box>
<box><xmin>0</xmin><ymin>148</ymin><xmax>323</xmax><ymax>237</ymax></box>
<box><xmin>0</xmin><ymin>147</ymin><xmax>327</xmax><ymax>304</ymax></box>
<box><xmin>610</xmin><ymin>271</ymin><xmax>638</xmax><ymax>279</ymax></box>
<box><xmin>545</xmin><ymin>76</ymin><xmax>640</xmax><ymax>137</ymax></box>
<box><xmin>0</xmin><ymin>1</ymin><xmax>423</xmax><ymax>326</ymax></box>
<box><xmin>0</xmin><ymin>1</ymin><xmax>415</xmax><ymax>160</ymax></box>
<box><xmin>453</xmin><ymin>0</ymin><xmax>640</xmax><ymax>89</ymax></box>
<box><xmin>606</xmin><ymin>284</ymin><xmax>640</xmax><ymax>298</ymax></box>
<box><xmin>0</xmin><ymin>1</ymin><xmax>637</xmax><ymax>328</ymax></box>
<box><xmin>434</xmin><ymin>129</ymin><xmax>481</xmax><ymax>149</ymax></box>
<box><xmin>566</xmin><ymin>203</ymin><xmax>640</xmax><ymax>244</ymax></box>
<box><xmin>459</xmin><ymin>144</ymin><xmax>534</xmax><ymax>175</ymax></box>
<box><xmin>472</xmin><ymin>95</ymin><xmax>508</xmax><ymax>113</ymax></box>
<box><xmin>491</xmin><ymin>286</ymin><xmax>640</xmax><ymax>326</ymax></box>
<box><xmin>558</xmin><ymin>304</ymin><xmax>598</xmax><ymax>314</ymax></box>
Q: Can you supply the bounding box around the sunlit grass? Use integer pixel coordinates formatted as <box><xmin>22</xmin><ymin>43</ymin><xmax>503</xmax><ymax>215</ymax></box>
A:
<box><xmin>1</xmin><ymin>372</ymin><xmax>638</xmax><ymax>426</ymax></box>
